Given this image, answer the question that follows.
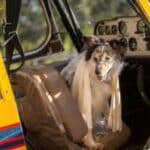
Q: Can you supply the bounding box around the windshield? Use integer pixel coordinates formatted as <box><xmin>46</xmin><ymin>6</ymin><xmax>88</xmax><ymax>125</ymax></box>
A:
<box><xmin>18</xmin><ymin>0</ymin><xmax>48</xmax><ymax>51</ymax></box>
<box><xmin>70</xmin><ymin>0</ymin><xmax>136</xmax><ymax>34</ymax></box>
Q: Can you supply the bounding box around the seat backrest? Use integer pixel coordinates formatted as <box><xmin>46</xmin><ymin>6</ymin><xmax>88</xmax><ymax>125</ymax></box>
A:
<box><xmin>32</xmin><ymin>65</ymin><xmax>87</xmax><ymax>141</ymax></box>
<box><xmin>13</xmin><ymin>68</ymin><xmax>69</xmax><ymax>150</ymax></box>
<box><xmin>12</xmin><ymin>65</ymin><xmax>87</xmax><ymax>149</ymax></box>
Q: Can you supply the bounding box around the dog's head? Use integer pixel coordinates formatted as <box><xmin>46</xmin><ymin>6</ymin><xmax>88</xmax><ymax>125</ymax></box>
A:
<box><xmin>83</xmin><ymin>36</ymin><xmax>127</xmax><ymax>82</ymax></box>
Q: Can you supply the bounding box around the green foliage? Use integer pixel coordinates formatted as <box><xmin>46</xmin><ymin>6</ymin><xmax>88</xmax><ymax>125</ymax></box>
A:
<box><xmin>64</xmin><ymin>0</ymin><xmax>136</xmax><ymax>51</ymax></box>
<box><xmin>18</xmin><ymin>0</ymin><xmax>47</xmax><ymax>51</ymax></box>
<box><xmin>0</xmin><ymin>0</ymin><xmax>136</xmax><ymax>54</ymax></box>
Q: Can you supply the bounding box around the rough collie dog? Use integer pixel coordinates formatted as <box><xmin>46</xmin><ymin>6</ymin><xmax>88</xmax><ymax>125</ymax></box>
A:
<box><xmin>61</xmin><ymin>36</ymin><xmax>127</xmax><ymax>150</ymax></box>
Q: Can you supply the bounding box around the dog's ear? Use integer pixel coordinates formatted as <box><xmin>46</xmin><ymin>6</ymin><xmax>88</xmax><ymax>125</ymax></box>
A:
<box><xmin>109</xmin><ymin>39</ymin><xmax>127</xmax><ymax>59</ymax></box>
<box><xmin>82</xmin><ymin>35</ymin><xmax>100</xmax><ymax>49</ymax></box>
<box><xmin>82</xmin><ymin>35</ymin><xmax>100</xmax><ymax>61</ymax></box>
<box><xmin>85</xmin><ymin>48</ymin><xmax>94</xmax><ymax>61</ymax></box>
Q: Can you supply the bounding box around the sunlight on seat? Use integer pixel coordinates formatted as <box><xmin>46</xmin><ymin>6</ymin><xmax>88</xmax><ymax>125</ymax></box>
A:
<box><xmin>54</xmin><ymin>92</ymin><xmax>62</xmax><ymax>99</ymax></box>
<box><xmin>33</xmin><ymin>75</ymin><xmax>42</xmax><ymax>83</ymax></box>
<box><xmin>43</xmin><ymin>73</ymin><xmax>48</xmax><ymax>79</ymax></box>
<box><xmin>45</xmin><ymin>91</ymin><xmax>53</xmax><ymax>103</ymax></box>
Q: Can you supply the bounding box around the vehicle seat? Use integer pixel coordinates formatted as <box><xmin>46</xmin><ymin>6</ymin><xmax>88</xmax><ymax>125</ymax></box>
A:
<box><xmin>12</xmin><ymin>63</ymin><xmax>131</xmax><ymax>150</ymax></box>
<box><xmin>11</xmin><ymin>65</ymin><xmax>87</xmax><ymax>150</ymax></box>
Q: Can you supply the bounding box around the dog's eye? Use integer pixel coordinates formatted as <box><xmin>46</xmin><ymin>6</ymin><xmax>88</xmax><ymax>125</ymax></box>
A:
<box><xmin>105</xmin><ymin>56</ymin><xmax>111</xmax><ymax>61</ymax></box>
<box><xmin>93</xmin><ymin>57</ymin><xmax>98</xmax><ymax>62</ymax></box>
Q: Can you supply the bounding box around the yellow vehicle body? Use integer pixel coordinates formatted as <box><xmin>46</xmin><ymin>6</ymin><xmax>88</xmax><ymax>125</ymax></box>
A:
<box><xmin>136</xmin><ymin>0</ymin><xmax>150</xmax><ymax>23</ymax></box>
<box><xmin>0</xmin><ymin>51</ymin><xmax>26</xmax><ymax>149</ymax></box>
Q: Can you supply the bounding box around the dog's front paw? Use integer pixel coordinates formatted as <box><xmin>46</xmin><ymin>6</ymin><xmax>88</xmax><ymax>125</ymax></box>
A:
<box><xmin>90</xmin><ymin>142</ymin><xmax>103</xmax><ymax>150</ymax></box>
<box><xmin>83</xmin><ymin>134</ymin><xmax>104</xmax><ymax>150</ymax></box>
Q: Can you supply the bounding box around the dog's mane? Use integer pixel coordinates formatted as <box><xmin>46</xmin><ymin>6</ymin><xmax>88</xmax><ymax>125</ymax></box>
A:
<box><xmin>61</xmin><ymin>41</ymin><xmax>125</xmax><ymax>89</ymax></box>
<box><xmin>61</xmin><ymin>43</ymin><xmax>124</xmax><ymax>88</ymax></box>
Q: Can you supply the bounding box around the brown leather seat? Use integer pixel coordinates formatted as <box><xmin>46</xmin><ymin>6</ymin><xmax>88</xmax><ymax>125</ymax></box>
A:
<box><xmin>12</xmin><ymin>65</ymin><xmax>87</xmax><ymax>150</ymax></box>
<box><xmin>12</xmin><ymin>64</ymin><xmax>130</xmax><ymax>150</ymax></box>
<box><xmin>33</xmin><ymin>65</ymin><xmax>87</xmax><ymax>141</ymax></box>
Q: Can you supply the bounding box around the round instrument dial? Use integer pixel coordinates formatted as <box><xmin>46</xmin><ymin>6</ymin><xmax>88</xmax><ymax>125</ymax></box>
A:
<box><xmin>118</xmin><ymin>21</ymin><xmax>127</xmax><ymax>35</ymax></box>
<box><xmin>98</xmin><ymin>25</ymin><xmax>105</xmax><ymax>35</ymax></box>
<box><xmin>137</xmin><ymin>20</ymin><xmax>145</xmax><ymax>33</ymax></box>
<box><xmin>105</xmin><ymin>25</ymin><xmax>111</xmax><ymax>35</ymax></box>
<box><xmin>111</xmin><ymin>25</ymin><xmax>117</xmax><ymax>35</ymax></box>
<box><xmin>129</xmin><ymin>38</ymin><xmax>137</xmax><ymax>51</ymax></box>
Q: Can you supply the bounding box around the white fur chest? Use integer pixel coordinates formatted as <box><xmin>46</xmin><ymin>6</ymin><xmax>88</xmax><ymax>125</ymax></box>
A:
<box><xmin>90</xmin><ymin>80</ymin><xmax>112</xmax><ymax>123</ymax></box>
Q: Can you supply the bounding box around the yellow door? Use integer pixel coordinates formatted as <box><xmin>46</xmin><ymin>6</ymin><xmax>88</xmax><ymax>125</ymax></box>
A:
<box><xmin>0</xmin><ymin>51</ymin><xmax>26</xmax><ymax>150</ymax></box>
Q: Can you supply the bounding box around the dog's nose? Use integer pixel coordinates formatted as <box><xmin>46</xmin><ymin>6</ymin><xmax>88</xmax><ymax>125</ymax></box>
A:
<box><xmin>95</xmin><ymin>64</ymin><xmax>101</xmax><ymax>75</ymax></box>
<box><xmin>95</xmin><ymin>68</ymin><xmax>100</xmax><ymax>75</ymax></box>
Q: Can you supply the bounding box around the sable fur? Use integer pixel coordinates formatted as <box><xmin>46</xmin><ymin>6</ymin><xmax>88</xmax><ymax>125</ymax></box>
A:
<box><xmin>61</xmin><ymin>36</ymin><xmax>127</xmax><ymax>150</ymax></box>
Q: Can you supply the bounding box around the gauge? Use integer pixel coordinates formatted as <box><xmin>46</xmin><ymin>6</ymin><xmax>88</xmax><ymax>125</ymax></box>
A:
<box><xmin>120</xmin><ymin>38</ymin><xmax>128</xmax><ymax>47</ymax></box>
<box><xmin>137</xmin><ymin>20</ymin><xmax>145</xmax><ymax>33</ymax></box>
<box><xmin>118</xmin><ymin>21</ymin><xmax>127</xmax><ymax>35</ymax></box>
<box><xmin>105</xmin><ymin>25</ymin><xmax>111</xmax><ymax>35</ymax></box>
<box><xmin>111</xmin><ymin>25</ymin><xmax>117</xmax><ymax>35</ymax></box>
<box><xmin>129</xmin><ymin>38</ymin><xmax>138</xmax><ymax>51</ymax></box>
<box><xmin>98</xmin><ymin>25</ymin><xmax>105</xmax><ymax>35</ymax></box>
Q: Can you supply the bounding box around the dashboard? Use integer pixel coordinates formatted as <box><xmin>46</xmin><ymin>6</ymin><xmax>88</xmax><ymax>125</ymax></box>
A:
<box><xmin>94</xmin><ymin>16</ymin><xmax>150</xmax><ymax>56</ymax></box>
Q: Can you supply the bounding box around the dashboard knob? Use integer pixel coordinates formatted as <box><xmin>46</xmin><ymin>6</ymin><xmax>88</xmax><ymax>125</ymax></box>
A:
<box><xmin>129</xmin><ymin>38</ymin><xmax>137</xmax><ymax>51</ymax></box>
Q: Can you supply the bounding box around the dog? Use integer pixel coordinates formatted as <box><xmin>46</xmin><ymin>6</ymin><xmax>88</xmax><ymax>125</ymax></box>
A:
<box><xmin>61</xmin><ymin>36</ymin><xmax>127</xmax><ymax>150</ymax></box>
